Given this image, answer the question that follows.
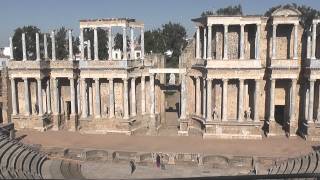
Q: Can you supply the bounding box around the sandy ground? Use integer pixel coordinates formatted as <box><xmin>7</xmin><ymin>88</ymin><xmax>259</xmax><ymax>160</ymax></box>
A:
<box><xmin>16</xmin><ymin>130</ymin><xmax>318</xmax><ymax>158</ymax></box>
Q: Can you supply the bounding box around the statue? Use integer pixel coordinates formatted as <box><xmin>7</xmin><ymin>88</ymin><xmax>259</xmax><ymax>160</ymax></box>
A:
<box><xmin>169</xmin><ymin>73</ymin><xmax>175</xmax><ymax>85</ymax></box>
<box><xmin>245</xmin><ymin>107</ymin><xmax>251</xmax><ymax>120</ymax></box>
<box><xmin>213</xmin><ymin>107</ymin><xmax>219</xmax><ymax>120</ymax></box>
<box><xmin>104</xmin><ymin>104</ymin><xmax>108</xmax><ymax>116</ymax></box>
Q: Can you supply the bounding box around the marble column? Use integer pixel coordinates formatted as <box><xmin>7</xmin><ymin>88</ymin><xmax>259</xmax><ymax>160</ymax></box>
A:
<box><xmin>150</xmin><ymin>74</ymin><xmax>155</xmax><ymax>118</ymax></box>
<box><xmin>289</xmin><ymin>79</ymin><xmax>297</xmax><ymax>123</ymax></box>
<box><xmin>94</xmin><ymin>78</ymin><xmax>100</xmax><ymax>118</ymax></box>
<box><xmin>206</xmin><ymin>78</ymin><xmax>212</xmax><ymax>121</ymax></box>
<box><xmin>77</xmin><ymin>79</ymin><xmax>80</xmax><ymax>114</ymax></box>
<box><xmin>53</xmin><ymin>78</ymin><xmax>59</xmax><ymax>114</ymax></box>
<box><xmin>308</xmin><ymin>80</ymin><xmax>315</xmax><ymax>122</ymax></box>
<box><xmin>22</xmin><ymin>33</ymin><xmax>27</xmax><ymax>61</ymax></box>
<box><xmin>130</xmin><ymin>27</ymin><xmax>135</xmax><ymax>59</ymax></box>
<box><xmin>307</xmin><ymin>30</ymin><xmax>311</xmax><ymax>59</ymax></box>
<box><xmin>89</xmin><ymin>85</ymin><xmax>93</xmax><ymax>116</ymax></box>
<box><xmin>238</xmin><ymin>79</ymin><xmax>244</xmax><ymax>122</ymax></box>
<box><xmin>131</xmin><ymin>78</ymin><xmax>136</xmax><ymax>116</ymax></box>
<box><xmin>240</xmin><ymin>24</ymin><xmax>245</xmax><ymax>60</ymax></box>
<box><xmin>11</xmin><ymin>79</ymin><xmax>17</xmax><ymax>115</ymax></box>
<box><xmin>36</xmin><ymin>33</ymin><xmax>40</xmax><ymax>61</ymax></box>
<box><xmin>9</xmin><ymin>37</ymin><xmax>13</xmax><ymax>60</ymax></box>
<box><xmin>311</xmin><ymin>23</ymin><xmax>317</xmax><ymax>60</ymax></box>
<box><xmin>141</xmin><ymin>27</ymin><xmax>144</xmax><ymax>60</ymax></box>
<box><xmin>122</xmin><ymin>27</ymin><xmax>127</xmax><ymax>60</ymax></box>
<box><xmin>223</xmin><ymin>25</ymin><xmax>229</xmax><ymax>60</ymax></box>
<box><xmin>37</xmin><ymin>78</ymin><xmax>43</xmax><ymax>115</ymax></box>
<box><xmin>203</xmin><ymin>27</ymin><xmax>207</xmax><ymax>59</ymax></box>
<box><xmin>23</xmin><ymin>78</ymin><xmax>30</xmax><ymax>115</ymax></box>
<box><xmin>123</xmin><ymin>78</ymin><xmax>129</xmax><ymax>119</ymax></box>
<box><xmin>108</xmin><ymin>27</ymin><xmax>112</xmax><ymax>60</ymax></box>
<box><xmin>80</xmin><ymin>28</ymin><xmax>84</xmax><ymax>60</ymax></box>
<box><xmin>293</xmin><ymin>24</ymin><xmax>298</xmax><ymax>60</ymax></box>
<box><xmin>51</xmin><ymin>31</ymin><xmax>56</xmax><ymax>61</ymax></box>
<box><xmin>222</xmin><ymin>79</ymin><xmax>228</xmax><ymax>121</ymax></box>
<box><xmin>141</xmin><ymin>76</ymin><xmax>146</xmax><ymax>115</ymax></box>
<box><xmin>94</xmin><ymin>28</ymin><xmax>99</xmax><ymax>60</ymax></box>
<box><xmin>202</xmin><ymin>79</ymin><xmax>206</xmax><ymax>118</ymax></box>
<box><xmin>207</xmin><ymin>25</ymin><xmax>212</xmax><ymax>60</ymax></box>
<box><xmin>196</xmin><ymin>77</ymin><xmax>201</xmax><ymax>116</ymax></box>
<box><xmin>109</xmin><ymin>78</ymin><xmax>114</xmax><ymax>118</ymax></box>
<box><xmin>81</xmin><ymin>78</ymin><xmax>87</xmax><ymax>118</ymax></box>
<box><xmin>254</xmin><ymin>80</ymin><xmax>260</xmax><ymax>122</ymax></box>
<box><xmin>269</xmin><ymin>79</ymin><xmax>275</xmax><ymax>121</ymax></box>
<box><xmin>87</xmin><ymin>40</ymin><xmax>92</xmax><ymax>60</ymax></box>
<box><xmin>180</xmin><ymin>74</ymin><xmax>187</xmax><ymax>119</ymax></box>
<box><xmin>196</xmin><ymin>26</ymin><xmax>200</xmax><ymax>59</ymax></box>
<box><xmin>70</xmin><ymin>78</ymin><xmax>75</xmax><ymax>115</ymax></box>
<box><xmin>255</xmin><ymin>24</ymin><xmax>261</xmax><ymax>60</ymax></box>
<box><xmin>272</xmin><ymin>24</ymin><xmax>277</xmax><ymax>59</ymax></box>
<box><xmin>46</xmin><ymin>80</ymin><xmax>51</xmax><ymax>113</ymax></box>
<box><xmin>44</xmin><ymin>34</ymin><xmax>48</xmax><ymax>60</ymax></box>
<box><xmin>68</xmin><ymin>29</ymin><xmax>73</xmax><ymax>61</ymax></box>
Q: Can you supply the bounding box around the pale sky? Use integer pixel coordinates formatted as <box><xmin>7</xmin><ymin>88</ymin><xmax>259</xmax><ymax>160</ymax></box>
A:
<box><xmin>0</xmin><ymin>0</ymin><xmax>319</xmax><ymax>47</ymax></box>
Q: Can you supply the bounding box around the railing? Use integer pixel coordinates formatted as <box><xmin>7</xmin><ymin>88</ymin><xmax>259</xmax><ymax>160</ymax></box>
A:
<box><xmin>206</xmin><ymin>59</ymin><xmax>261</xmax><ymax>69</ymax></box>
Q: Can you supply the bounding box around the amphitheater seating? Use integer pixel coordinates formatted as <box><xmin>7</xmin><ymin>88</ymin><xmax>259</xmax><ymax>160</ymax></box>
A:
<box><xmin>268</xmin><ymin>150</ymin><xmax>320</xmax><ymax>175</ymax></box>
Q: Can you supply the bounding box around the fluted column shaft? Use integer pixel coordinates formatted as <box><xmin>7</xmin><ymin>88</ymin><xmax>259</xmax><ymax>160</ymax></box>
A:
<box><xmin>272</xmin><ymin>24</ymin><xmax>277</xmax><ymax>59</ymax></box>
<box><xmin>81</xmin><ymin>79</ymin><xmax>87</xmax><ymax>118</ymax></box>
<box><xmin>293</xmin><ymin>24</ymin><xmax>298</xmax><ymax>60</ymax></box>
<box><xmin>130</xmin><ymin>28</ymin><xmax>135</xmax><ymax>59</ymax></box>
<box><xmin>36</xmin><ymin>33</ymin><xmax>40</xmax><ymax>61</ymax></box>
<box><xmin>223</xmin><ymin>25</ymin><xmax>229</xmax><ymax>60</ymax></box>
<box><xmin>123</xmin><ymin>27</ymin><xmax>127</xmax><ymax>60</ymax></box>
<box><xmin>51</xmin><ymin>31</ymin><xmax>56</xmax><ymax>61</ymax></box>
<box><xmin>254</xmin><ymin>80</ymin><xmax>260</xmax><ymax>122</ymax></box>
<box><xmin>94</xmin><ymin>28</ymin><xmax>99</xmax><ymax>60</ymax></box>
<box><xmin>108</xmin><ymin>27</ymin><xmax>112</xmax><ymax>60</ymax></box>
<box><xmin>311</xmin><ymin>23</ymin><xmax>317</xmax><ymax>59</ymax></box>
<box><xmin>22</xmin><ymin>33</ymin><xmax>27</xmax><ymax>61</ymax></box>
<box><xmin>290</xmin><ymin>79</ymin><xmax>297</xmax><ymax>123</ymax></box>
<box><xmin>222</xmin><ymin>79</ymin><xmax>228</xmax><ymax>121</ymax></box>
<box><xmin>203</xmin><ymin>27</ymin><xmax>207</xmax><ymax>59</ymax></box>
<box><xmin>196</xmin><ymin>77</ymin><xmax>201</xmax><ymax>116</ymax></box>
<box><xmin>150</xmin><ymin>74</ymin><xmax>155</xmax><ymax>118</ymax></box>
<box><xmin>68</xmin><ymin>30</ymin><xmax>73</xmax><ymax>61</ymax></box>
<box><xmin>240</xmin><ymin>24</ymin><xmax>245</xmax><ymax>59</ymax></box>
<box><xmin>269</xmin><ymin>79</ymin><xmax>275</xmax><ymax>121</ymax></box>
<box><xmin>255</xmin><ymin>24</ymin><xmax>261</xmax><ymax>60</ymax></box>
<box><xmin>141</xmin><ymin>76</ymin><xmax>146</xmax><ymax>115</ymax></box>
<box><xmin>207</xmin><ymin>25</ymin><xmax>212</xmax><ymax>60</ymax></box>
<box><xmin>109</xmin><ymin>78</ymin><xmax>115</xmax><ymax>118</ymax></box>
<box><xmin>46</xmin><ymin>80</ymin><xmax>51</xmax><ymax>113</ymax></box>
<box><xmin>131</xmin><ymin>78</ymin><xmax>136</xmax><ymax>116</ymax></box>
<box><xmin>44</xmin><ymin>34</ymin><xmax>48</xmax><ymax>60</ymax></box>
<box><xmin>37</xmin><ymin>78</ymin><xmax>43</xmax><ymax>115</ymax></box>
<box><xmin>238</xmin><ymin>79</ymin><xmax>244</xmax><ymax>122</ymax></box>
<box><xmin>24</xmin><ymin>78</ymin><xmax>30</xmax><ymax>115</ymax></box>
<box><xmin>196</xmin><ymin>27</ymin><xmax>200</xmax><ymax>59</ymax></box>
<box><xmin>87</xmin><ymin>40</ymin><xmax>92</xmax><ymax>60</ymax></box>
<box><xmin>9</xmin><ymin>37</ymin><xmax>13</xmax><ymax>60</ymax></box>
<box><xmin>11</xmin><ymin>79</ymin><xmax>17</xmax><ymax>115</ymax></box>
<box><xmin>308</xmin><ymin>80</ymin><xmax>315</xmax><ymax>122</ymax></box>
<box><xmin>202</xmin><ymin>79</ymin><xmax>206</xmax><ymax>118</ymax></box>
<box><xmin>95</xmin><ymin>78</ymin><xmax>100</xmax><ymax>118</ymax></box>
<box><xmin>80</xmin><ymin>28</ymin><xmax>84</xmax><ymax>60</ymax></box>
<box><xmin>123</xmin><ymin>78</ymin><xmax>129</xmax><ymax>119</ymax></box>
<box><xmin>206</xmin><ymin>79</ymin><xmax>212</xmax><ymax>121</ymax></box>
<box><xmin>70</xmin><ymin>78</ymin><xmax>75</xmax><ymax>114</ymax></box>
<box><xmin>180</xmin><ymin>74</ymin><xmax>187</xmax><ymax>119</ymax></box>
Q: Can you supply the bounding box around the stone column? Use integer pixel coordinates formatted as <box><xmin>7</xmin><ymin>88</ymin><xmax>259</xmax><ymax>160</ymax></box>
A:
<box><xmin>207</xmin><ymin>25</ymin><xmax>212</xmax><ymax>60</ymax></box>
<box><xmin>141</xmin><ymin>27</ymin><xmax>144</xmax><ymax>60</ymax></box>
<box><xmin>238</xmin><ymin>79</ymin><xmax>244</xmax><ymax>122</ymax></box>
<box><xmin>77</xmin><ymin>79</ymin><xmax>80</xmax><ymax>114</ymax></box>
<box><xmin>36</xmin><ymin>33</ymin><xmax>40</xmax><ymax>61</ymax></box>
<box><xmin>94</xmin><ymin>28</ymin><xmax>99</xmax><ymax>60</ymax></box>
<box><xmin>293</xmin><ymin>24</ymin><xmax>298</xmax><ymax>60</ymax></box>
<box><xmin>81</xmin><ymin>78</ymin><xmax>87</xmax><ymax>118</ymax></box>
<box><xmin>109</xmin><ymin>78</ymin><xmax>114</xmax><ymax>118</ymax></box>
<box><xmin>37</xmin><ymin>78</ymin><xmax>43</xmax><ymax>115</ymax></box>
<box><xmin>141</xmin><ymin>76</ymin><xmax>146</xmax><ymax>115</ymax></box>
<box><xmin>46</xmin><ymin>80</ymin><xmax>51</xmax><ymax>113</ymax></box>
<box><xmin>131</xmin><ymin>78</ymin><xmax>136</xmax><ymax>116</ymax></box>
<box><xmin>53</xmin><ymin>78</ymin><xmax>59</xmax><ymax>114</ymax></box>
<box><xmin>223</xmin><ymin>24</ymin><xmax>229</xmax><ymax>60</ymax></box>
<box><xmin>10</xmin><ymin>79</ymin><xmax>17</xmax><ymax>115</ymax></box>
<box><xmin>122</xmin><ymin>27</ymin><xmax>127</xmax><ymax>60</ymax></box>
<box><xmin>206</xmin><ymin>78</ymin><xmax>212</xmax><ymax>121</ymax></box>
<box><xmin>254</xmin><ymin>80</ymin><xmax>260</xmax><ymax>122</ymax></box>
<box><xmin>272</xmin><ymin>24</ymin><xmax>277</xmax><ymax>59</ymax></box>
<box><xmin>203</xmin><ymin>27</ymin><xmax>207</xmax><ymax>59</ymax></box>
<box><xmin>87</xmin><ymin>40</ymin><xmax>92</xmax><ymax>60</ymax></box>
<box><xmin>196</xmin><ymin>26</ymin><xmax>200</xmax><ymax>59</ymax></box>
<box><xmin>222</xmin><ymin>79</ymin><xmax>228</xmax><ymax>121</ymax></box>
<box><xmin>44</xmin><ymin>34</ymin><xmax>48</xmax><ymax>60</ymax></box>
<box><xmin>70</xmin><ymin>78</ymin><xmax>75</xmax><ymax>115</ymax></box>
<box><xmin>202</xmin><ymin>79</ymin><xmax>206</xmax><ymax>118</ymax></box>
<box><xmin>180</xmin><ymin>74</ymin><xmax>187</xmax><ymax>119</ymax></box>
<box><xmin>88</xmin><ymin>84</ymin><xmax>93</xmax><ymax>116</ymax></box>
<box><xmin>269</xmin><ymin>79</ymin><xmax>275</xmax><ymax>121</ymax></box>
<box><xmin>23</xmin><ymin>78</ymin><xmax>30</xmax><ymax>115</ymax></box>
<box><xmin>196</xmin><ymin>77</ymin><xmax>201</xmax><ymax>116</ymax></box>
<box><xmin>308</xmin><ymin>80</ymin><xmax>315</xmax><ymax>122</ymax></box>
<box><xmin>51</xmin><ymin>31</ymin><xmax>56</xmax><ymax>61</ymax></box>
<box><xmin>94</xmin><ymin>78</ymin><xmax>100</xmax><ymax>118</ymax></box>
<box><xmin>80</xmin><ymin>28</ymin><xmax>84</xmax><ymax>60</ymax></box>
<box><xmin>290</xmin><ymin>79</ymin><xmax>297</xmax><ymax>123</ymax></box>
<box><xmin>150</xmin><ymin>74</ymin><xmax>155</xmax><ymax>118</ymax></box>
<box><xmin>108</xmin><ymin>27</ymin><xmax>112</xmax><ymax>60</ymax></box>
<box><xmin>240</xmin><ymin>24</ymin><xmax>245</xmax><ymax>60</ymax></box>
<box><xmin>9</xmin><ymin>37</ymin><xmax>13</xmax><ymax>60</ymax></box>
<box><xmin>311</xmin><ymin>23</ymin><xmax>317</xmax><ymax>59</ymax></box>
<box><xmin>123</xmin><ymin>78</ymin><xmax>129</xmax><ymax>119</ymax></box>
<box><xmin>255</xmin><ymin>24</ymin><xmax>261</xmax><ymax>60</ymax></box>
<box><xmin>307</xmin><ymin>30</ymin><xmax>311</xmax><ymax>59</ymax></box>
<box><xmin>130</xmin><ymin>27</ymin><xmax>135</xmax><ymax>59</ymax></box>
<box><xmin>68</xmin><ymin>29</ymin><xmax>73</xmax><ymax>61</ymax></box>
<box><xmin>22</xmin><ymin>33</ymin><xmax>27</xmax><ymax>61</ymax></box>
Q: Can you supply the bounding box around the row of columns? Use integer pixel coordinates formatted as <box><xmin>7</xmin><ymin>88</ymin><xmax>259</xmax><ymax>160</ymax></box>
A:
<box><xmin>79</xmin><ymin>26</ymin><xmax>145</xmax><ymax>61</ymax></box>
<box><xmin>195</xmin><ymin>24</ymin><xmax>261</xmax><ymax>60</ymax></box>
<box><xmin>195</xmin><ymin>78</ymin><xmax>260</xmax><ymax>122</ymax></box>
<box><xmin>271</xmin><ymin>23</ymin><xmax>299</xmax><ymax>60</ymax></box>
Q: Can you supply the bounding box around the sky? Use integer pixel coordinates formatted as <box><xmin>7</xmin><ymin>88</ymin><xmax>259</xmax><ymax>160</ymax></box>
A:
<box><xmin>0</xmin><ymin>0</ymin><xmax>320</xmax><ymax>47</ymax></box>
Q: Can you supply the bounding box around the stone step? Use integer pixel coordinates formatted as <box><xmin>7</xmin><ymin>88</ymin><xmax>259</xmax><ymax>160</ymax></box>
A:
<box><xmin>314</xmin><ymin>151</ymin><xmax>320</xmax><ymax>173</ymax></box>
<box><xmin>49</xmin><ymin>160</ymin><xmax>64</xmax><ymax>179</ymax></box>
<box><xmin>1</xmin><ymin>143</ymin><xmax>22</xmax><ymax>171</ymax></box>
<box><xmin>277</xmin><ymin>161</ymin><xmax>287</xmax><ymax>174</ymax></box>
<box><xmin>16</xmin><ymin>148</ymin><xmax>32</xmax><ymax>172</ymax></box>
<box><xmin>306</xmin><ymin>152</ymin><xmax>317</xmax><ymax>174</ymax></box>
<box><xmin>291</xmin><ymin>158</ymin><xmax>302</xmax><ymax>174</ymax></box>
<box><xmin>283</xmin><ymin>159</ymin><xmax>294</xmax><ymax>174</ymax></box>
<box><xmin>298</xmin><ymin>155</ymin><xmax>309</xmax><ymax>173</ymax></box>
<box><xmin>23</xmin><ymin>151</ymin><xmax>37</xmax><ymax>173</ymax></box>
<box><xmin>9</xmin><ymin>145</ymin><xmax>27</xmax><ymax>174</ymax></box>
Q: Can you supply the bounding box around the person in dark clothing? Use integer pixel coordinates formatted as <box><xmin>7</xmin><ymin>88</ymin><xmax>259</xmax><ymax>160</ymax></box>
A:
<box><xmin>129</xmin><ymin>160</ymin><xmax>136</xmax><ymax>174</ymax></box>
<box><xmin>156</xmin><ymin>154</ymin><xmax>161</xmax><ymax>168</ymax></box>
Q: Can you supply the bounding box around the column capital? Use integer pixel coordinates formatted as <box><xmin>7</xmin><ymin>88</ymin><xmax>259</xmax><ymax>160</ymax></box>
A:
<box><xmin>23</xmin><ymin>77</ymin><xmax>28</xmax><ymax>81</ymax></box>
<box><xmin>224</xmin><ymin>24</ymin><xmax>229</xmax><ymax>27</ymax></box>
<box><xmin>240</xmin><ymin>24</ymin><xmax>245</xmax><ymax>27</ymax></box>
<box><xmin>222</xmin><ymin>79</ymin><xmax>228</xmax><ymax>83</ymax></box>
<box><xmin>94</xmin><ymin>78</ymin><xmax>99</xmax><ymax>81</ymax></box>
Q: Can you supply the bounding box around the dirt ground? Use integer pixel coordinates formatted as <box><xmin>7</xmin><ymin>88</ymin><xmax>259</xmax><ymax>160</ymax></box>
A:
<box><xmin>17</xmin><ymin>130</ymin><xmax>318</xmax><ymax>158</ymax></box>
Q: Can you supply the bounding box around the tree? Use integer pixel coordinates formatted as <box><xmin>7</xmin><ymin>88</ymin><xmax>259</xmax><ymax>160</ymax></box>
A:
<box><xmin>201</xmin><ymin>4</ymin><xmax>243</xmax><ymax>17</ymax></box>
<box><xmin>84</xmin><ymin>28</ymin><xmax>109</xmax><ymax>59</ymax></box>
<box><xmin>12</xmin><ymin>26</ymin><xmax>41</xmax><ymax>60</ymax></box>
<box><xmin>55</xmin><ymin>27</ymin><xmax>68</xmax><ymax>60</ymax></box>
<box><xmin>114</xmin><ymin>33</ymin><xmax>129</xmax><ymax>52</ymax></box>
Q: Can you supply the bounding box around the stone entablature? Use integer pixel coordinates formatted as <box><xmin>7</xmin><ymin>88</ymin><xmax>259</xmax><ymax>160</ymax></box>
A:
<box><xmin>79</xmin><ymin>18</ymin><xmax>144</xmax><ymax>28</ymax></box>
<box><xmin>206</xmin><ymin>59</ymin><xmax>262</xmax><ymax>69</ymax></box>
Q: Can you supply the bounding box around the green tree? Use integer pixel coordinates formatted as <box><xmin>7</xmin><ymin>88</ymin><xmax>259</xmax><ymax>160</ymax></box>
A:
<box><xmin>84</xmin><ymin>28</ymin><xmax>108</xmax><ymax>59</ymax></box>
<box><xmin>55</xmin><ymin>27</ymin><xmax>68</xmax><ymax>60</ymax></box>
<box><xmin>201</xmin><ymin>4</ymin><xmax>243</xmax><ymax>17</ymax></box>
<box><xmin>114</xmin><ymin>33</ymin><xmax>129</xmax><ymax>52</ymax></box>
<box><xmin>12</xmin><ymin>26</ymin><xmax>41</xmax><ymax>60</ymax></box>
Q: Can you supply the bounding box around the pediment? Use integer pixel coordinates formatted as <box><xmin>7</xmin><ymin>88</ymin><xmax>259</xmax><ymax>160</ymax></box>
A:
<box><xmin>271</xmin><ymin>7</ymin><xmax>301</xmax><ymax>17</ymax></box>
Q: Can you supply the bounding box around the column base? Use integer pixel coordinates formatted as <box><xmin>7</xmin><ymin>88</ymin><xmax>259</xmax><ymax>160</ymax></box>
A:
<box><xmin>68</xmin><ymin>114</ymin><xmax>78</xmax><ymax>131</ymax></box>
<box><xmin>52</xmin><ymin>113</ymin><xmax>60</xmax><ymax>131</ymax></box>
<box><xmin>178</xmin><ymin>118</ymin><xmax>189</xmax><ymax>136</ymax></box>
<box><xmin>306</xmin><ymin>122</ymin><xmax>320</xmax><ymax>141</ymax></box>
<box><xmin>289</xmin><ymin>120</ymin><xmax>298</xmax><ymax>137</ymax></box>
<box><xmin>147</xmin><ymin>115</ymin><xmax>157</xmax><ymax>136</ymax></box>
<box><xmin>268</xmin><ymin>120</ymin><xmax>286</xmax><ymax>137</ymax></box>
